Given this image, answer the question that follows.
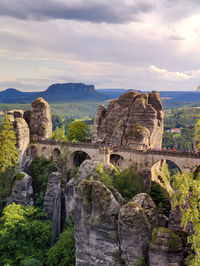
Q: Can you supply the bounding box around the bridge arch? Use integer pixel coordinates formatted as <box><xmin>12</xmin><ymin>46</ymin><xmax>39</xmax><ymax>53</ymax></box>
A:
<box><xmin>41</xmin><ymin>147</ymin><xmax>48</xmax><ymax>159</ymax></box>
<box><xmin>68</xmin><ymin>150</ymin><xmax>91</xmax><ymax>168</ymax></box>
<box><xmin>53</xmin><ymin>148</ymin><xmax>61</xmax><ymax>161</ymax></box>
<box><xmin>30</xmin><ymin>145</ymin><xmax>37</xmax><ymax>159</ymax></box>
<box><xmin>110</xmin><ymin>154</ymin><xmax>125</xmax><ymax>168</ymax></box>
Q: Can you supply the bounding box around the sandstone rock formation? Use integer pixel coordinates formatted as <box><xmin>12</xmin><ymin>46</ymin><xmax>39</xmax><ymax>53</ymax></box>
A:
<box><xmin>74</xmin><ymin>160</ymin><xmax>100</xmax><ymax>186</ymax></box>
<box><xmin>7</xmin><ymin>110</ymin><xmax>30</xmax><ymax>169</ymax></box>
<box><xmin>93</xmin><ymin>91</ymin><xmax>164</xmax><ymax>149</ymax></box>
<box><xmin>43</xmin><ymin>172</ymin><xmax>61</xmax><ymax>243</ymax></box>
<box><xmin>148</xmin><ymin>227</ymin><xmax>183</xmax><ymax>266</ymax></box>
<box><xmin>24</xmin><ymin>97</ymin><xmax>52</xmax><ymax>138</ymax></box>
<box><xmin>75</xmin><ymin>180</ymin><xmax>121</xmax><ymax>266</ymax></box>
<box><xmin>9</xmin><ymin>172</ymin><xmax>33</xmax><ymax>205</ymax></box>
<box><xmin>7</xmin><ymin>97</ymin><xmax>53</xmax><ymax>170</ymax></box>
<box><xmin>140</xmin><ymin>167</ymin><xmax>152</xmax><ymax>193</ymax></box>
<box><xmin>118</xmin><ymin>193</ymin><xmax>157</xmax><ymax>265</ymax></box>
<box><xmin>64</xmin><ymin>178</ymin><xmax>76</xmax><ymax>220</ymax></box>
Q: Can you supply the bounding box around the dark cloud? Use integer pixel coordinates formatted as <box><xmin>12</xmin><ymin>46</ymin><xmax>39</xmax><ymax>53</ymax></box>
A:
<box><xmin>0</xmin><ymin>0</ymin><xmax>154</xmax><ymax>23</ymax></box>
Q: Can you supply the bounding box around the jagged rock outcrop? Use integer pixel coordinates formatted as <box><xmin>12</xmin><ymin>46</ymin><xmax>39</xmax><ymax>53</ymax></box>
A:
<box><xmin>148</xmin><ymin>227</ymin><xmax>183</xmax><ymax>266</ymax></box>
<box><xmin>92</xmin><ymin>91</ymin><xmax>164</xmax><ymax>149</ymax></box>
<box><xmin>9</xmin><ymin>172</ymin><xmax>33</xmax><ymax>205</ymax></box>
<box><xmin>64</xmin><ymin>178</ymin><xmax>76</xmax><ymax>220</ymax></box>
<box><xmin>140</xmin><ymin>167</ymin><xmax>152</xmax><ymax>193</ymax></box>
<box><xmin>7</xmin><ymin>110</ymin><xmax>30</xmax><ymax>169</ymax></box>
<box><xmin>24</xmin><ymin>97</ymin><xmax>52</xmax><ymax>138</ymax></box>
<box><xmin>75</xmin><ymin>180</ymin><xmax>121</xmax><ymax>266</ymax></box>
<box><xmin>7</xmin><ymin>97</ymin><xmax>52</xmax><ymax>170</ymax></box>
<box><xmin>64</xmin><ymin>160</ymin><xmax>100</xmax><ymax>219</ymax></box>
<box><xmin>118</xmin><ymin>193</ymin><xmax>157</xmax><ymax>265</ymax></box>
<box><xmin>64</xmin><ymin>160</ymin><xmax>126</xmax><ymax>219</ymax></box>
<box><xmin>75</xmin><ymin>160</ymin><xmax>100</xmax><ymax>185</ymax></box>
<box><xmin>43</xmin><ymin>172</ymin><xmax>61</xmax><ymax>243</ymax></box>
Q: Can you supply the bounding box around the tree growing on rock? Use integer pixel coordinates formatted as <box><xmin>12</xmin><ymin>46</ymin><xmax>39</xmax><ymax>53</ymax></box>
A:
<box><xmin>51</xmin><ymin>125</ymin><xmax>68</xmax><ymax>142</ymax></box>
<box><xmin>0</xmin><ymin>113</ymin><xmax>18</xmax><ymax>172</ymax></box>
<box><xmin>67</xmin><ymin>120</ymin><xmax>89</xmax><ymax>142</ymax></box>
<box><xmin>173</xmin><ymin>170</ymin><xmax>200</xmax><ymax>265</ymax></box>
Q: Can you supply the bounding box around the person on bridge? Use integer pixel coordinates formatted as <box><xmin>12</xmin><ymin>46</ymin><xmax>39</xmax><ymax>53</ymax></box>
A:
<box><xmin>171</xmin><ymin>147</ymin><xmax>175</xmax><ymax>151</ymax></box>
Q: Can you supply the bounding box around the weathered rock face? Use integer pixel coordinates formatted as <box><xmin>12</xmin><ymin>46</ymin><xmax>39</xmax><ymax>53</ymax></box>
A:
<box><xmin>93</xmin><ymin>91</ymin><xmax>164</xmax><ymax>149</ymax></box>
<box><xmin>64</xmin><ymin>178</ymin><xmax>76</xmax><ymax>220</ymax></box>
<box><xmin>75</xmin><ymin>160</ymin><xmax>100</xmax><ymax>186</ymax></box>
<box><xmin>7</xmin><ymin>97</ymin><xmax>52</xmax><ymax>170</ymax></box>
<box><xmin>118</xmin><ymin>193</ymin><xmax>157</xmax><ymax>265</ymax></box>
<box><xmin>149</xmin><ymin>227</ymin><xmax>183</xmax><ymax>266</ymax></box>
<box><xmin>43</xmin><ymin>172</ymin><xmax>61</xmax><ymax>243</ymax></box>
<box><xmin>25</xmin><ymin>97</ymin><xmax>52</xmax><ymax>138</ymax></box>
<box><xmin>7</xmin><ymin>110</ymin><xmax>30</xmax><ymax>169</ymax></box>
<box><xmin>140</xmin><ymin>167</ymin><xmax>152</xmax><ymax>193</ymax></box>
<box><xmin>9</xmin><ymin>172</ymin><xmax>33</xmax><ymax>205</ymax></box>
<box><xmin>75</xmin><ymin>180</ymin><xmax>121</xmax><ymax>266</ymax></box>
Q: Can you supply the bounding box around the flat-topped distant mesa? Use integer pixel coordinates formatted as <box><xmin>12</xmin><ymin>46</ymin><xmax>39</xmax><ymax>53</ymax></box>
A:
<box><xmin>92</xmin><ymin>91</ymin><xmax>164</xmax><ymax>150</ymax></box>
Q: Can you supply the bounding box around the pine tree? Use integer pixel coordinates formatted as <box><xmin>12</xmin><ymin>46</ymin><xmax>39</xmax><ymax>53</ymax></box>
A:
<box><xmin>0</xmin><ymin>114</ymin><xmax>18</xmax><ymax>172</ymax></box>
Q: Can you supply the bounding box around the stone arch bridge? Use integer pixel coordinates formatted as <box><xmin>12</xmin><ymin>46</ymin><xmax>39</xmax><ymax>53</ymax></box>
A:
<box><xmin>29</xmin><ymin>139</ymin><xmax>200</xmax><ymax>173</ymax></box>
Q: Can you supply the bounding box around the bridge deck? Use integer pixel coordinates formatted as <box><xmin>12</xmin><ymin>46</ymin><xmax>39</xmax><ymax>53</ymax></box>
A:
<box><xmin>30</xmin><ymin>138</ymin><xmax>200</xmax><ymax>159</ymax></box>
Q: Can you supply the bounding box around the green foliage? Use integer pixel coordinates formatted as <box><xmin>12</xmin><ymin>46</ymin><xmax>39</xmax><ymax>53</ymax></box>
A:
<box><xmin>0</xmin><ymin>113</ymin><xmax>18</xmax><ymax>172</ymax></box>
<box><xmin>52</xmin><ymin>114</ymin><xmax>65</xmax><ymax>131</ymax></box>
<box><xmin>96</xmin><ymin>163</ymin><xmax>114</xmax><ymax>188</ymax></box>
<box><xmin>51</xmin><ymin>125</ymin><xmax>68</xmax><ymax>142</ymax></box>
<box><xmin>14</xmin><ymin>172</ymin><xmax>25</xmax><ymax>181</ymax></box>
<box><xmin>162</xmin><ymin>106</ymin><xmax>199</xmax><ymax>151</ymax></box>
<box><xmin>113</xmin><ymin>167</ymin><xmax>143</xmax><ymax>202</ymax></box>
<box><xmin>150</xmin><ymin>182</ymin><xmax>170</xmax><ymax>216</ymax></box>
<box><xmin>23</xmin><ymin>258</ymin><xmax>43</xmax><ymax>266</ymax></box>
<box><xmin>47</xmin><ymin>226</ymin><xmax>75</xmax><ymax>266</ymax></box>
<box><xmin>0</xmin><ymin>167</ymin><xmax>16</xmax><ymax>211</ymax></box>
<box><xmin>151</xmin><ymin>227</ymin><xmax>182</xmax><ymax>250</ymax></box>
<box><xmin>67</xmin><ymin>120</ymin><xmax>89</xmax><ymax>142</ymax></box>
<box><xmin>0</xmin><ymin>203</ymin><xmax>51</xmax><ymax>265</ymax></box>
<box><xmin>135</xmin><ymin>255</ymin><xmax>147</xmax><ymax>266</ymax></box>
<box><xmin>195</xmin><ymin>115</ymin><xmax>200</xmax><ymax>150</ymax></box>
<box><xmin>163</xmin><ymin>128</ymin><xmax>194</xmax><ymax>151</ymax></box>
<box><xmin>173</xmin><ymin>171</ymin><xmax>200</xmax><ymax>265</ymax></box>
<box><xmin>29</xmin><ymin>157</ymin><xmax>57</xmax><ymax>208</ymax></box>
<box><xmin>96</xmin><ymin>165</ymin><xmax>143</xmax><ymax>202</ymax></box>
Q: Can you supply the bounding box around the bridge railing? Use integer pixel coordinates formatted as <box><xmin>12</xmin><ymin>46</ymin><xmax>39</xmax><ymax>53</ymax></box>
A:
<box><xmin>30</xmin><ymin>137</ymin><xmax>200</xmax><ymax>158</ymax></box>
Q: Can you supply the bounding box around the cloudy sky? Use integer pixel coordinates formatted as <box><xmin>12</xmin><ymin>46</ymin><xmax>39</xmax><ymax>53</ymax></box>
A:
<box><xmin>0</xmin><ymin>0</ymin><xmax>200</xmax><ymax>91</ymax></box>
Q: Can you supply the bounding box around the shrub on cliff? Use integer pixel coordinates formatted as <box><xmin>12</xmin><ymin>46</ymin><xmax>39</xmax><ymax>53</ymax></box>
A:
<box><xmin>113</xmin><ymin>167</ymin><xmax>143</xmax><ymax>202</ymax></box>
<box><xmin>47</xmin><ymin>226</ymin><xmax>75</xmax><ymax>266</ymax></box>
<box><xmin>29</xmin><ymin>157</ymin><xmax>57</xmax><ymax>208</ymax></box>
<box><xmin>150</xmin><ymin>181</ymin><xmax>170</xmax><ymax>216</ymax></box>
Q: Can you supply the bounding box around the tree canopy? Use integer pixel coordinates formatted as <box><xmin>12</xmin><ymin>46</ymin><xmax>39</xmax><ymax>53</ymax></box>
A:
<box><xmin>67</xmin><ymin>120</ymin><xmax>89</xmax><ymax>142</ymax></box>
<box><xmin>0</xmin><ymin>113</ymin><xmax>18</xmax><ymax>172</ymax></box>
<box><xmin>0</xmin><ymin>203</ymin><xmax>51</xmax><ymax>265</ymax></box>
<box><xmin>51</xmin><ymin>125</ymin><xmax>68</xmax><ymax>142</ymax></box>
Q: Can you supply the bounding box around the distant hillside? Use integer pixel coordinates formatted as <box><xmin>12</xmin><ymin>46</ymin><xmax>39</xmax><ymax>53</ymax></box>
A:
<box><xmin>160</xmin><ymin>91</ymin><xmax>200</xmax><ymax>108</ymax></box>
<box><xmin>1</xmin><ymin>84</ymin><xmax>200</xmax><ymax>107</ymax></box>
<box><xmin>97</xmin><ymin>89</ymin><xmax>200</xmax><ymax>108</ymax></box>
<box><xmin>0</xmin><ymin>83</ymin><xmax>107</xmax><ymax>103</ymax></box>
<box><xmin>97</xmin><ymin>88</ymin><xmax>141</xmax><ymax>99</ymax></box>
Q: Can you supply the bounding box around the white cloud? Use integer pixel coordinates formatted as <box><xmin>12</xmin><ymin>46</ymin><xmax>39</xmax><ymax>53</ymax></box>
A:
<box><xmin>149</xmin><ymin>65</ymin><xmax>200</xmax><ymax>81</ymax></box>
